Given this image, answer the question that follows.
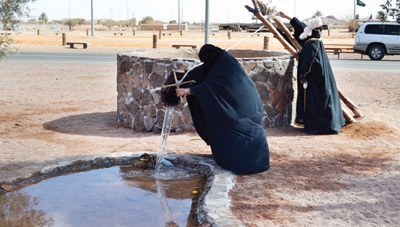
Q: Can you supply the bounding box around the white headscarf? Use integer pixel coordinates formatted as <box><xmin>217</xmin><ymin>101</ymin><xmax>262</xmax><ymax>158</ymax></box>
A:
<box><xmin>299</xmin><ymin>17</ymin><xmax>323</xmax><ymax>40</ymax></box>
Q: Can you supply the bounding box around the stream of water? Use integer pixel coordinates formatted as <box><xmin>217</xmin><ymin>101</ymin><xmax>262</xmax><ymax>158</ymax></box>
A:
<box><xmin>155</xmin><ymin>106</ymin><xmax>179</xmax><ymax>225</ymax></box>
<box><xmin>155</xmin><ymin>106</ymin><xmax>173</xmax><ymax>176</ymax></box>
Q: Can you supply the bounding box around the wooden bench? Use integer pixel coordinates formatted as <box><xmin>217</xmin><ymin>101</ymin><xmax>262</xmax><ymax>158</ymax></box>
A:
<box><xmin>113</xmin><ymin>32</ymin><xmax>123</xmax><ymax>36</ymax></box>
<box><xmin>172</xmin><ymin>44</ymin><xmax>197</xmax><ymax>49</ymax></box>
<box><xmin>66</xmin><ymin>42</ymin><xmax>89</xmax><ymax>49</ymax></box>
<box><xmin>324</xmin><ymin>45</ymin><xmax>355</xmax><ymax>58</ymax></box>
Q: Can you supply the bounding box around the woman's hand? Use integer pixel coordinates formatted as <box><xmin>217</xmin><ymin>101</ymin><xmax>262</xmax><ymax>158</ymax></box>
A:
<box><xmin>176</xmin><ymin>88</ymin><xmax>190</xmax><ymax>97</ymax></box>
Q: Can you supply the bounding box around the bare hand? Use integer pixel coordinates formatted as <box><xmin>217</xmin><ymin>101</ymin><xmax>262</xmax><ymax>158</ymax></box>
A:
<box><xmin>176</xmin><ymin>88</ymin><xmax>188</xmax><ymax>97</ymax></box>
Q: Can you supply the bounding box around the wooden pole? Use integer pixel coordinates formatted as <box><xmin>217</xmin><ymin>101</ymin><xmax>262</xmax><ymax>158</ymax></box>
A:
<box><xmin>245</xmin><ymin>0</ymin><xmax>363</xmax><ymax>122</ymax></box>
<box><xmin>342</xmin><ymin>107</ymin><xmax>355</xmax><ymax>123</ymax></box>
<box><xmin>263</xmin><ymin>36</ymin><xmax>269</xmax><ymax>50</ymax></box>
<box><xmin>62</xmin><ymin>33</ymin><xmax>66</xmax><ymax>46</ymax></box>
<box><xmin>338</xmin><ymin>90</ymin><xmax>364</xmax><ymax>118</ymax></box>
<box><xmin>152</xmin><ymin>34</ymin><xmax>157</xmax><ymax>48</ymax></box>
<box><xmin>246</xmin><ymin>0</ymin><xmax>298</xmax><ymax>60</ymax></box>
<box><xmin>272</xmin><ymin>17</ymin><xmax>302</xmax><ymax>51</ymax></box>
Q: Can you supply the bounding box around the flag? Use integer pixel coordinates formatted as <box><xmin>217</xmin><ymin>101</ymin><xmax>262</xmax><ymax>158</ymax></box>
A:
<box><xmin>357</xmin><ymin>0</ymin><xmax>366</xmax><ymax>7</ymax></box>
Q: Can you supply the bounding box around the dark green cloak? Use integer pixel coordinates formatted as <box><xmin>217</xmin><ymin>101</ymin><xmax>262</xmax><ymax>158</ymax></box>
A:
<box><xmin>297</xmin><ymin>38</ymin><xmax>345</xmax><ymax>134</ymax></box>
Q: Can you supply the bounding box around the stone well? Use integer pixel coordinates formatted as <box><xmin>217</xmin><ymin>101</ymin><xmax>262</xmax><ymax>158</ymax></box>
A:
<box><xmin>116</xmin><ymin>48</ymin><xmax>295</xmax><ymax>132</ymax></box>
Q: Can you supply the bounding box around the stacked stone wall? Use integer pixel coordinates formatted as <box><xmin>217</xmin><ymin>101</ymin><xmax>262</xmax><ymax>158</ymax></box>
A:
<box><xmin>117</xmin><ymin>49</ymin><xmax>294</xmax><ymax>132</ymax></box>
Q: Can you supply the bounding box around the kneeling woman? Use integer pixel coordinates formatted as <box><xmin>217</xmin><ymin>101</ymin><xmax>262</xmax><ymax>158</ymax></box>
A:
<box><xmin>164</xmin><ymin>44</ymin><xmax>270</xmax><ymax>174</ymax></box>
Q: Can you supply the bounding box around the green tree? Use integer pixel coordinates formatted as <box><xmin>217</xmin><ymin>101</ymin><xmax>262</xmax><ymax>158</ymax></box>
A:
<box><xmin>0</xmin><ymin>0</ymin><xmax>36</xmax><ymax>29</ymax></box>
<box><xmin>61</xmin><ymin>18</ymin><xmax>87</xmax><ymax>31</ymax></box>
<box><xmin>377</xmin><ymin>0</ymin><xmax>400</xmax><ymax>22</ymax></box>
<box><xmin>100</xmin><ymin>19</ymin><xmax>119</xmax><ymax>30</ymax></box>
<box><xmin>313</xmin><ymin>11</ymin><xmax>323</xmax><ymax>18</ymax></box>
<box><xmin>140</xmin><ymin>16</ymin><xmax>155</xmax><ymax>24</ymax></box>
<box><xmin>38</xmin><ymin>12</ymin><xmax>48</xmax><ymax>24</ymax></box>
<box><xmin>0</xmin><ymin>35</ymin><xmax>15</xmax><ymax>62</ymax></box>
<box><xmin>0</xmin><ymin>0</ymin><xmax>35</xmax><ymax>61</ymax></box>
<box><xmin>63</xmin><ymin>19</ymin><xmax>77</xmax><ymax>31</ymax></box>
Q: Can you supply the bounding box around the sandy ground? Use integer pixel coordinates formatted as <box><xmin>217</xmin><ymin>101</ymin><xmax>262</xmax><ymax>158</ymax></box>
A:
<box><xmin>1</xmin><ymin>30</ymin><xmax>400</xmax><ymax>226</ymax></box>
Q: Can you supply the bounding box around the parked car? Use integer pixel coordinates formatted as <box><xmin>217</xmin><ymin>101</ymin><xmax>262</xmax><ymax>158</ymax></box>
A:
<box><xmin>353</xmin><ymin>21</ymin><xmax>400</xmax><ymax>60</ymax></box>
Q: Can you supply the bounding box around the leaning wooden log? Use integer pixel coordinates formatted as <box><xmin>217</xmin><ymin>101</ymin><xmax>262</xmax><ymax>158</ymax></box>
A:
<box><xmin>245</xmin><ymin>0</ymin><xmax>298</xmax><ymax>60</ymax></box>
<box><xmin>268</xmin><ymin>10</ymin><xmax>364</xmax><ymax>120</ymax></box>
<box><xmin>338</xmin><ymin>90</ymin><xmax>364</xmax><ymax>118</ymax></box>
<box><xmin>272</xmin><ymin>17</ymin><xmax>303</xmax><ymax>51</ymax></box>
<box><xmin>245</xmin><ymin>0</ymin><xmax>363</xmax><ymax>123</ymax></box>
<box><xmin>342</xmin><ymin>106</ymin><xmax>356</xmax><ymax>124</ymax></box>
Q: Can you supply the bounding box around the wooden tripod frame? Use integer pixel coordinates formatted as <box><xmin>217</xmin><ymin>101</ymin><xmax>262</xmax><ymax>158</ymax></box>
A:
<box><xmin>245</xmin><ymin>0</ymin><xmax>363</xmax><ymax>123</ymax></box>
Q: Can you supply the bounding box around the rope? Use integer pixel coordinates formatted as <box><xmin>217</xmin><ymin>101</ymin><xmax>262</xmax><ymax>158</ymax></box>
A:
<box><xmin>226</xmin><ymin>25</ymin><xmax>265</xmax><ymax>51</ymax></box>
<box><xmin>177</xmin><ymin>62</ymin><xmax>203</xmax><ymax>85</ymax></box>
<box><xmin>180</xmin><ymin>24</ymin><xmax>266</xmax><ymax>83</ymax></box>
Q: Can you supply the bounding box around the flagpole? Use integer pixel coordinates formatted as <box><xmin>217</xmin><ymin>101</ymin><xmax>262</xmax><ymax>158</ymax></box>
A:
<box><xmin>353</xmin><ymin>0</ymin><xmax>356</xmax><ymax>31</ymax></box>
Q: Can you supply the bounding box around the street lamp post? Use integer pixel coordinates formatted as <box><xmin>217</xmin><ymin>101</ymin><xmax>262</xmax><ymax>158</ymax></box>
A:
<box><xmin>205</xmin><ymin>0</ymin><xmax>210</xmax><ymax>44</ymax></box>
<box><xmin>68</xmin><ymin>0</ymin><xmax>71</xmax><ymax>19</ymax></box>
<box><xmin>127</xmin><ymin>0</ymin><xmax>130</xmax><ymax>30</ymax></box>
<box><xmin>91</xmin><ymin>0</ymin><xmax>94</xmax><ymax>36</ymax></box>
<box><xmin>178</xmin><ymin>0</ymin><xmax>181</xmax><ymax>32</ymax></box>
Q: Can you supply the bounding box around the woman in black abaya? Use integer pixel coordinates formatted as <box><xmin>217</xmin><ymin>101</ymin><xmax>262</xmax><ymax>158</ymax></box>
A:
<box><xmin>167</xmin><ymin>44</ymin><xmax>270</xmax><ymax>174</ymax></box>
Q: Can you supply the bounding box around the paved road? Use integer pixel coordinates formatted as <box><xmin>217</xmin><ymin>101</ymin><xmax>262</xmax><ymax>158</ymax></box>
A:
<box><xmin>4</xmin><ymin>52</ymin><xmax>399</xmax><ymax>73</ymax></box>
<box><xmin>4</xmin><ymin>52</ymin><xmax>117</xmax><ymax>64</ymax></box>
<box><xmin>330</xmin><ymin>59</ymin><xmax>399</xmax><ymax>73</ymax></box>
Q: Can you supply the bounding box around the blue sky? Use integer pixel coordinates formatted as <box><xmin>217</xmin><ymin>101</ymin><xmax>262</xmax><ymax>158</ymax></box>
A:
<box><xmin>28</xmin><ymin>0</ymin><xmax>384</xmax><ymax>23</ymax></box>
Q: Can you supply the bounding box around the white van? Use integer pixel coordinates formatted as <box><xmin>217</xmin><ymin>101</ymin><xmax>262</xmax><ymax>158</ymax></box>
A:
<box><xmin>353</xmin><ymin>22</ymin><xmax>400</xmax><ymax>60</ymax></box>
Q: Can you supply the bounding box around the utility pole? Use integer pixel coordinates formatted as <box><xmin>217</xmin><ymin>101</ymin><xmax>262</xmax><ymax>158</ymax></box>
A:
<box><xmin>205</xmin><ymin>0</ymin><xmax>210</xmax><ymax>44</ymax></box>
<box><xmin>68</xmin><ymin>0</ymin><xmax>71</xmax><ymax>19</ymax></box>
<box><xmin>178</xmin><ymin>0</ymin><xmax>181</xmax><ymax>32</ymax></box>
<box><xmin>127</xmin><ymin>0</ymin><xmax>130</xmax><ymax>30</ymax></box>
<box><xmin>91</xmin><ymin>0</ymin><xmax>94</xmax><ymax>36</ymax></box>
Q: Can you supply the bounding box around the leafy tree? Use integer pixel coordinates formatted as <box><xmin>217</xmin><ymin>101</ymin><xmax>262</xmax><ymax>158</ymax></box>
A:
<box><xmin>377</xmin><ymin>0</ymin><xmax>400</xmax><ymax>22</ymax></box>
<box><xmin>0</xmin><ymin>0</ymin><xmax>35</xmax><ymax>61</ymax></box>
<box><xmin>38</xmin><ymin>12</ymin><xmax>48</xmax><ymax>24</ymax></box>
<box><xmin>26</xmin><ymin>18</ymin><xmax>37</xmax><ymax>24</ymax></box>
<box><xmin>0</xmin><ymin>35</ymin><xmax>15</xmax><ymax>62</ymax></box>
<box><xmin>140</xmin><ymin>16</ymin><xmax>155</xmax><ymax>24</ymax></box>
<box><xmin>61</xmin><ymin>18</ymin><xmax>87</xmax><ymax>31</ymax></box>
<box><xmin>100</xmin><ymin>19</ymin><xmax>119</xmax><ymax>30</ymax></box>
<box><xmin>63</xmin><ymin>19</ymin><xmax>77</xmax><ymax>31</ymax></box>
<box><xmin>313</xmin><ymin>11</ymin><xmax>323</xmax><ymax>18</ymax></box>
<box><xmin>0</xmin><ymin>0</ymin><xmax>36</xmax><ymax>29</ymax></box>
<box><xmin>0</xmin><ymin>191</ymin><xmax>54</xmax><ymax>226</ymax></box>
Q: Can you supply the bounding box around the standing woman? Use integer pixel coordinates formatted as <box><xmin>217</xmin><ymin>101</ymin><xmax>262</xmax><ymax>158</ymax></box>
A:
<box><xmin>296</xmin><ymin>17</ymin><xmax>345</xmax><ymax>134</ymax></box>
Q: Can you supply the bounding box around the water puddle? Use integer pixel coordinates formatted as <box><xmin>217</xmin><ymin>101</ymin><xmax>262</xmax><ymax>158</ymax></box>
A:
<box><xmin>0</xmin><ymin>165</ymin><xmax>206</xmax><ymax>226</ymax></box>
<box><xmin>0</xmin><ymin>106</ymin><xmax>213</xmax><ymax>226</ymax></box>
